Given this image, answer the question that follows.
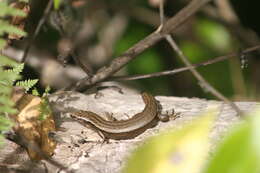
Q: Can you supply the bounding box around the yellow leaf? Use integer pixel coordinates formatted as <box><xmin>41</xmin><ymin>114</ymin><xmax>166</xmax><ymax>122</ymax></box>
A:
<box><xmin>123</xmin><ymin>108</ymin><xmax>217</xmax><ymax>173</ymax></box>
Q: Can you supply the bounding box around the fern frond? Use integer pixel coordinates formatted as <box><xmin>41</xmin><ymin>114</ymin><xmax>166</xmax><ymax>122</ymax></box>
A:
<box><xmin>0</xmin><ymin>58</ymin><xmax>20</xmax><ymax>138</ymax></box>
<box><xmin>5</xmin><ymin>63</ymin><xmax>24</xmax><ymax>75</ymax></box>
<box><xmin>0</xmin><ymin>115</ymin><xmax>13</xmax><ymax>131</ymax></box>
<box><xmin>0</xmin><ymin>94</ymin><xmax>15</xmax><ymax>107</ymax></box>
<box><xmin>39</xmin><ymin>97</ymin><xmax>51</xmax><ymax>120</ymax></box>
<box><xmin>0</xmin><ymin>1</ymin><xmax>26</xmax><ymax>17</ymax></box>
<box><xmin>0</xmin><ymin>20</ymin><xmax>27</xmax><ymax>37</ymax></box>
<box><xmin>0</xmin><ymin>55</ymin><xmax>19</xmax><ymax>67</ymax></box>
<box><xmin>0</xmin><ymin>0</ymin><xmax>29</xmax><ymax>144</ymax></box>
<box><xmin>0</xmin><ymin>83</ymin><xmax>12</xmax><ymax>94</ymax></box>
<box><xmin>0</xmin><ymin>69</ymin><xmax>21</xmax><ymax>86</ymax></box>
<box><xmin>0</xmin><ymin>0</ymin><xmax>27</xmax><ymax>52</ymax></box>
<box><xmin>16</xmin><ymin>79</ymin><xmax>38</xmax><ymax>92</ymax></box>
<box><xmin>0</xmin><ymin>39</ymin><xmax>6</xmax><ymax>48</ymax></box>
<box><xmin>32</xmin><ymin>88</ymin><xmax>40</xmax><ymax>96</ymax></box>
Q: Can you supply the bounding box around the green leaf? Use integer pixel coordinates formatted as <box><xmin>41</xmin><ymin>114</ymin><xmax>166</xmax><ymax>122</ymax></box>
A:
<box><xmin>54</xmin><ymin>0</ymin><xmax>62</xmax><ymax>10</ymax></box>
<box><xmin>39</xmin><ymin>98</ymin><xmax>51</xmax><ymax>120</ymax></box>
<box><xmin>0</xmin><ymin>95</ymin><xmax>15</xmax><ymax>107</ymax></box>
<box><xmin>203</xmin><ymin>109</ymin><xmax>260</xmax><ymax>173</ymax></box>
<box><xmin>0</xmin><ymin>2</ymin><xmax>26</xmax><ymax>17</ymax></box>
<box><xmin>10</xmin><ymin>63</ymin><xmax>24</xmax><ymax>75</ymax></box>
<box><xmin>0</xmin><ymin>21</ymin><xmax>27</xmax><ymax>37</ymax></box>
<box><xmin>0</xmin><ymin>39</ymin><xmax>7</xmax><ymax>49</ymax></box>
<box><xmin>0</xmin><ymin>84</ymin><xmax>12</xmax><ymax>95</ymax></box>
<box><xmin>0</xmin><ymin>115</ymin><xmax>13</xmax><ymax>131</ymax></box>
<box><xmin>123</xmin><ymin>109</ymin><xmax>217</xmax><ymax>173</ymax></box>
<box><xmin>16</xmin><ymin>79</ymin><xmax>38</xmax><ymax>91</ymax></box>
<box><xmin>19</xmin><ymin>0</ymin><xmax>29</xmax><ymax>3</ymax></box>
<box><xmin>44</xmin><ymin>86</ymin><xmax>51</xmax><ymax>95</ymax></box>
<box><xmin>1</xmin><ymin>71</ymin><xmax>20</xmax><ymax>84</ymax></box>
<box><xmin>180</xmin><ymin>41</ymin><xmax>213</xmax><ymax>63</ymax></box>
<box><xmin>32</xmin><ymin>88</ymin><xmax>40</xmax><ymax>96</ymax></box>
<box><xmin>195</xmin><ymin>18</ymin><xmax>231</xmax><ymax>53</ymax></box>
<box><xmin>0</xmin><ymin>105</ymin><xmax>17</xmax><ymax>114</ymax></box>
<box><xmin>0</xmin><ymin>55</ymin><xmax>19</xmax><ymax>67</ymax></box>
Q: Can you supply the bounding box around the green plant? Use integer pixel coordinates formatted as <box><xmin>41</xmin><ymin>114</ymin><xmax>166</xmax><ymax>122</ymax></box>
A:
<box><xmin>0</xmin><ymin>59</ymin><xmax>21</xmax><ymax>144</ymax></box>
<box><xmin>54</xmin><ymin>0</ymin><xmax>62</xmax><ymax>9</ymax></box>
<box><xmin>0</xmin><ymin>61</ymin><xmax>39</xmax><ymax>143</ymax></box>
<box><xmin>123</xmin><ymin>109</ymin><xmax>260</xmax><ymax>173</ymax></box>
<box><xmin>0</xmin><ymin>0</ymin><xmax>30</xmax><ymax>144</ymax></box>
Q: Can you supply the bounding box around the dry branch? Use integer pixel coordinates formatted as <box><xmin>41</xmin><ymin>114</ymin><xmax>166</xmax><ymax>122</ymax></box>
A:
<box><xmin>67</xmin><ymin>0</ymin><xmax>212</xmax><ymax>91</ymax></box>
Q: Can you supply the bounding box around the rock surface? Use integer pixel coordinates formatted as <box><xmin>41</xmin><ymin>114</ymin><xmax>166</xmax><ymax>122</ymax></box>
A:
<box><xmin>0</xmin><ymin>88</ymin><xmax>259</xmax><ymax>173</ymax></box>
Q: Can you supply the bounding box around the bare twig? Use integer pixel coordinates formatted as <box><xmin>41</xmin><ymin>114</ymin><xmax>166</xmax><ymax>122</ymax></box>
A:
<box><xmin>161</xmin><ymin>0</ymin><xmax>211</xmax><ymax>34</ymax></box>
<box><xmin>21</xmin><ymin>0</ymin><xmax>54</xmax><ymax>63</ymax></box>
<box><xmin>209</xmin><ymin>1</ymin><xmax>252</xmax><ymax>98</ymax></box>
<box><xmin>108</xmin><ymin>44</ymin><xmax>260</xmax><ymax>81</ymax></box>
<box><xmin>68</xmin><ymin>0</ymin><xmax>212</xmax><ymax>91</ymax></box>
<box><xmin>71</xmin><ymin>50</ymin><xmax>94</xmax><ymax>77</ymax></box>
<box><xmin>52</xmin><ymin>7</ymin><xmax>94</xmax><ymax>76</ymax></box>
<box><xmin>157</xmin><ymin>0</ymin><xmax>241</xmax><ymax>115</ymax></box>
<box><xmin>5</xmin><ymin>44</ymin><xmax>260</xmax><ymax>84</ymax></box>
<box><xmin>159</xmin><ymin>0</ymin><xmax>165</xmax><ymax>26</ymax></box>
<box><xmin>165</xmin><ymin>35</ymin><xmax>242</xmax><ymax>115</ymax></box>
<box><xmin>215</xmin><ymin>0</ymin><xmax>239</xmax><ymax>23</ymax></box>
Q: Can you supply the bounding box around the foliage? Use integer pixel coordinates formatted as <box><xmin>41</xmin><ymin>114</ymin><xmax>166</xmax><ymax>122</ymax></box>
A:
<box><xmin>123</xmin><ymin>109</ymin><xmax>216</xmax><ymax>173</ymax></box>
<box><xmin>0</xmin><ymin>1</ymin><xmax>27</xmax><ymax>47</ymax></box>
<box><xmin>0</xmin><ymin>60</ymin><xmax>40</xmax><ymax>142</ymax></box>
<box><xmin>114</xmin><ymin>22</ymin><xmax>170</xmax><ymax>95</ymax></box>
<box><xmin>0</xmin><ymin>0</ymin><xmax>32</xmax><ymax>144</ymax></box>
<box><xmin>123</xmin><ymin>108</ymin><xmax>260</xmax><ymax>173</ymax></box>
<box><xmin>0</xmin><ymin>0</ymin><xmax>27</xmax><ymax>50</ymax></box>
<box><xmin>53</xmin><ymin>0</ymin><xmax>62</xmax><ymax>10</ymax></box>
<box><xmin>16</xmin><ymin>79</ymin><xmax>39</xmax><ymax>92</ymax></box>
<box><xmin>0</xmin><ymin>58</ymin><xmax>20</xmax><ymax>144</ymax></box>
<box><xmin>195</xmin><ymin>18</ymin><xmax>232</xmax><ymax>53</ymax></box>
<box><xmin>0</xmin><ymin>0</ymin><xmax>52</xmax><ymax>144</ymax></box>
<box><xmin>203</xmin><ymin>109</ymin><xmax>260</xmax><ymax>173</ymax></box>
<box><xmin>38</xmin><ymin>86</ymin><xmax>51</xmax><ymax>120</ymax></box>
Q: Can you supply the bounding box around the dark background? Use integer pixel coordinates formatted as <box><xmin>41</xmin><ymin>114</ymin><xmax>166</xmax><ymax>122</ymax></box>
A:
<box><xmin>15</xmin><ymin>0</ymin><xmax>260</xmax><ymax>101</ymax></box>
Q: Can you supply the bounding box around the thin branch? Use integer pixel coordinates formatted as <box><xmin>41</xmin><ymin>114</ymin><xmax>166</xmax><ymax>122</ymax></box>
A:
<box><xmin>165</xmin><ymin>34</ymin><xmax>243</xmax><ymax>116</ymax></box>
<box><xmin>159</xmin><ymin>1</ymin><xmax>242</xmax><ymax>115</ymax></box>
<box><xmin>53</xmin><ymin>9</ymin><xmax>94</xmax><ymax>76</ymax></box>
<box><xmin>71</xmin><ymin>50</ymin><xmax>94</xmax><ymax>76</ymax></box>
<box><xmin>159</xmin><ymin>0</ymin><xmax>165</xmax><ymax>26</ymax></box>
<box><xmin>68</xmin><ymin>0</ymin><xmax>212</xmax><ymax>91</ymax></box>
<box><xmin>215</xmin><ymin>0</ymin><xmax>239</xmax><ymax>23</ymax></box>
<box><xmin>161</xmin><ymin>0</ymin><xmax>211</xmax><ymax>34</ymax></box>
<box><xmin>21</xmin><ymin>0</ymin><xmax>54</xmax><ymax>63</ymax></box>
<box><xmin>108</xmin><ymin>44</ymin><xmax>260</xmax><ymax>81</ymax></box>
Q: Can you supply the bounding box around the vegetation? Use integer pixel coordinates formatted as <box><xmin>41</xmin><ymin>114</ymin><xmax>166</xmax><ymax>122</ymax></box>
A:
<box><xmin>0</xmin><ymin>0</ymin><xmax>38</xmax><ymax>143</ymax></box>
<box><xmin>123</xmin><ymin>109</ymin><xmax>260</xmax><ymax>173</ymax></box>
<box><xmin>0</xmin><ymin>0</ymin><xmax>26</xmax><ymax>143</ymax></box>
<box><xmin>1</xmin><ymin>0</ymin><xmax>260</xmax><ymax>172</ymax></box>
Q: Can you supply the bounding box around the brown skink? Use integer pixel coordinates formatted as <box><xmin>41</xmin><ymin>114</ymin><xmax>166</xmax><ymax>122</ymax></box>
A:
<box><xmin>70</xmin><ymin>92</ymin><xmax>170</xmax><ymax>139</ymax></box>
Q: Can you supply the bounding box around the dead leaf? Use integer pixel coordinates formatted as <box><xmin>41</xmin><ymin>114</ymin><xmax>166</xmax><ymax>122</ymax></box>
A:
<box><xmin>10</xmin><ymin>87</ymin><xmax>56</xmax><ymax>161</ymax></box>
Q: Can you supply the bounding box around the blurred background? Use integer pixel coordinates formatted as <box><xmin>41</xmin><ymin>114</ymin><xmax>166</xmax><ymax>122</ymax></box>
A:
<box><xmin>6</xmin><ymin>0</ymin><xmax>260</xmax><ymax>101</ymax></box>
